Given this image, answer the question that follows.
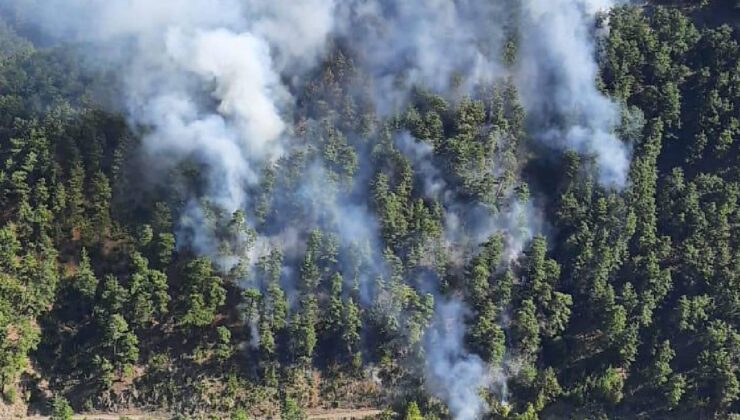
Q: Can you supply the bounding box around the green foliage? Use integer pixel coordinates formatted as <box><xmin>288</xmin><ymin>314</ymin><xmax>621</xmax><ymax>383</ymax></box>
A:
<box><xmin>0</xmin><ymin>285</ymin><xmax>40</xmax><ymax>389</ymax></box>
<box><xmin>595</xmin><ymin>367</ymin><xmax>625</xmax><ymax>406</ymax></box>
<box><xmin>512</xmin><ymin>299</ymin><xmax>540</xmax><ymax>360</ymax></box>
<box><xmin>403</xmin><ymin>401</ymin><xmax>423</xmax><ymax>420</ymax></box>
<box><xmin>514</xmin><ymin>403</ymin><xmax>538</xmax><ymax>420</ymax></box>
<box><xmin>230</xmin><ymin>407</ymin><xmax>249</xmax><ymax>420</ymax></box>
<box><xmin>0</xmin><ymin>6</ymin><xmax>736</xmax><ymax>418</ymax></box>
<box><xmin>214</xmin><ymin>325</ymin><xmax>233</xmax><ymax>362</ymax></box>
<box><xmin>73</xmin><ymin>247</ymin><xmax>98</xmax><ymax>298</ymax></box>
<box><xmin>282</xmin><ymin>396</ymin><xmax>305</xmax><ymax>420</ymax></box>
<box><xmin>128</xmin><ymin>251</ymin><xmax>169</xmax><ymax>328</ymax></box>
<box><xmin>103</xmin><ymin>313</ymin><xmax>139</xmax><ymax>374</ymax></box>
<box><xmin>180</xmin><ymin>257</ymin><xmax>226</xmax><ymax>328</ymax></box>
<box><xmin>50</xmin><ymin>395</ymin><xmax>73</xmax><ymax>420</ymax></box>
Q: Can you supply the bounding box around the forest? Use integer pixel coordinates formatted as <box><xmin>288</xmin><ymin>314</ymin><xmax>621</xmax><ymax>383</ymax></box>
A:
<box><xmin>0</xmin><ymin>0</ymin><xmax>737</xmax><ymax>419</ymax></box>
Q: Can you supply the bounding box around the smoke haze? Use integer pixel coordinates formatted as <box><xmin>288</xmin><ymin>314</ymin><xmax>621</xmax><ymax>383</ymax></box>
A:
<box><xmin>516</xmin><ymin>0</ymin><xmax>630</xmax><ymax>187</ymax></box>
<box><xmin>0</xmin><ymin>0</ymin><xmax>629</xmax><ymax>417</ymax></box>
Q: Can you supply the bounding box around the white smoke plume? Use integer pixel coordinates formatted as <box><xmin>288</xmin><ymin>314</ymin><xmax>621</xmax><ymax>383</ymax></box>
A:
<box><xmin>165</xmin><ymin>28</ymin><xmax>287</xmax><ymax>156</ymax></box>
<box><xmin>395</xmin><ymin>128</ymin><xmax>542</xmax><ymax>417</ymax></box>
<box><xmin>516</xmin><ymin>0</ymin><xmax>630</xmax><ymax>188</ymax></box>
<box><xmin>245</xmin><ymin>0</ymin><xmax>338</xmax><ymax>71</ymax></box>
<box><xmin>334</xmin><ymin>0</ymin><xmax>508</xmax><ymax>114</ymax></box>
<box><xmin>2</xmin><ymin>0</ymin><xmax>337</xmax><ymax>251</ymax></box>
<box><xmin>425</xmin><ymin>298</ymin><xmax>490</xmax><ymax>420</ymax></box>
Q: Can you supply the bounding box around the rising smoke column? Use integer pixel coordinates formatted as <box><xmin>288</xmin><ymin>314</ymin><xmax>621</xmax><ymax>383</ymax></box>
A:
<box><xmin>2</xmin><ymin>0</ymin><xmax>338</xmax><ymax>254</ymax></box>
<box><xmin>395</xmin><ymin>128</ymin><xmax>541</xmax><ymax>417</ymax></box>
<box><xmin>516</xmin><ymin>0</ymin><xmax>630</xmax><ymax>188</ymax></box>
<box><xmin>425</xmin><ymin>299</ymin><xmax>491</xmax><ymax>420</ymax></box>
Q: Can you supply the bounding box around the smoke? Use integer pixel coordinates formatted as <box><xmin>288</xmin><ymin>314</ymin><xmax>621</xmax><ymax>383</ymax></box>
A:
<box><xmin>293</xmin><ymin>162</ymin><xmax>386</xmax><ymax>303</ymax></box>
<box><xmin>2</xmin><ymin>0</ymin><xmax>337</xmax><ymax>250</ymax></box>
<box><xmin>395</xmin><ymin>128</ymin><xmax>543</xmax><ymax>417</ymax></box>
<box><xmin>395</xmin><ymin>130</ymin><xmax>543</xmax><ymax>260</ymax></box>
<box><xmin>333</xmin><ymin>0</ymin><xmax>508</xmax><ymax>114</ymax></box>
<box><xmin>425</xmin><ymin>298</ymin><xmax>490</xmax><ymax>420</ymax></box>
<box><xmin>394</xmin><ymin>132</ymin><xmax>446</xmax><ymax>198</ymax></box>
<box><xmin>245</xmin><ymin>0</ymin><xmax>337</xmax><ymax>71</ymax></box>
<box><xmin>4</xmin><ymin>0</ymin><xmax>627</xmax><ymax>417</ymax></box>
<box><xmin>165</xmin><ymin>28</ymin><xmax>287</xmax><ymax>156</ymax></box>
<box><xmin>515</xmin><ymin>0</ymin><xmax>630</xmax><ymax>188</ymax></box>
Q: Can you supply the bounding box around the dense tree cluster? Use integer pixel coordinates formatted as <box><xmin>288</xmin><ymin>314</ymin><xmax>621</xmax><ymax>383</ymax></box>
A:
<box><xmin>0</xmin><ymin>2</ymin><xmax>737</xmax><ymax>419</ymax></box>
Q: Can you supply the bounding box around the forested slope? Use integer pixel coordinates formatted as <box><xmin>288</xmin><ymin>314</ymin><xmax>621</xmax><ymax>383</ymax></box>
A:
<box><xmin>0</xmin><ymin>1</ymin><xmax>737</xmax><ymax>419</ymax></box>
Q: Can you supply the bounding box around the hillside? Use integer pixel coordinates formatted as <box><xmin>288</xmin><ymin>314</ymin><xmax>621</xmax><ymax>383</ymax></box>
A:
<box><xmin>0</xmin><ymin>1</ymin><xmax>737</xmax><ymax>419</ymax></box>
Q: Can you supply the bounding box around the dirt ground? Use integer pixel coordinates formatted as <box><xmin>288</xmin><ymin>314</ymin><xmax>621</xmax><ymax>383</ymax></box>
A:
<box><xmin>306</xmin><ymin>408</ymin><xmax>384</xmax><ymax>419</ymax></box>
<box><xmin>15</xmin><ymin>407</ymin><xmax>384</xmax><ymax>419</ymax></box>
